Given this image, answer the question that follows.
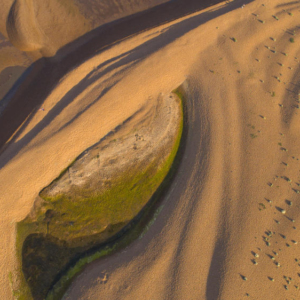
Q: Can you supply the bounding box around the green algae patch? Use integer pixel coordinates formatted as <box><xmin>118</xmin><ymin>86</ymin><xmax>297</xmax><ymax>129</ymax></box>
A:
<box><xmin>15</xmin><ymin>91</ymin><xmax>184</xmax><ymax>300</ymax></box>
<box><xmin>39</xmin><ymin>159</ymin><xmax>166</xmax><ymax>243</ymax></box>
<box><xmin>47</xmin><ymin>90</ymin><xmax>185</xmax><ymax>300</ymax></box>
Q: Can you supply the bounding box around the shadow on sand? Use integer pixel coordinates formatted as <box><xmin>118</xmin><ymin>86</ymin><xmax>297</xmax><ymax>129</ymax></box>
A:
<box><xmin>0</xmin><ymin>0</ymin><xmax>253</xmax><ymax>169</ymax></box>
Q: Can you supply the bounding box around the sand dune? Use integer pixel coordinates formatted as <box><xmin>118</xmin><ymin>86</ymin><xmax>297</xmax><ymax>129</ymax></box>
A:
<box><xmin>75</xmin><ymin>0</ymin><xmax>169</xmax><ymax>28</ymax></box>
<box><xmin>5</xmin><ymin>0</ymin><xmax>89</xmax><ymax>56</ymax></box>
<box><xmin>63</xmin><ymin>0</ymin><xmax>300</xmax><ymax>299</ymax></box>
<box><xmin>2</xmin><ymin>0</ymin><xmax>300</xmax><ymax>299</ymax></box>
<box><xmin>0</xmin><ymin>0</ymin><xmax>169</xmax><ymax>104</ymax></box>
<box><xmin>3</xmin><ymin>0</ymin><xmax>170</xmax><ymax>58</ymax></box>
<box><xmin>6</xmin><ymin>0</ymin><xmax>47</xmax><ymax>53</ymax></box>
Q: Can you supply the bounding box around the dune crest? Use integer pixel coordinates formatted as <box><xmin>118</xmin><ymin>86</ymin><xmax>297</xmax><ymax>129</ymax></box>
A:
<box><xmin>75</xmin><ymin>0</ymin><xmax>169</xmax><ymax>28</ymax></box>
<box><xmin>6</xmin><ymin>0</ymin><xmax>47</xmax><ymax>53</ymax></box>
<box><xmin>4</xmin><ymin>0</ymin><xmax>300</xmax><ymax>299</ymax></box>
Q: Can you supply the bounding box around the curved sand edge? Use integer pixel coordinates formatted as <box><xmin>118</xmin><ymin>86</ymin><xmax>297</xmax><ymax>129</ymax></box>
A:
<box><xmin>44</xmin><ymin>89</ymin><xmax>185</xmax><ymax>300</ymax></box>
<box><xmin>42</xmin><ymin>93</ymin><xmax>181</xmax><ymax>201</ymax></box>
<box><xmin>65</xmin><ymin>0</ymin><xmax>300</xmax><ymax>299</ymax></box>
<box><xmin>16</xmin><ymin>91</ymin><xmax>183</xmax><ymax>299</ymax></box>
<box><xmin>3</xmin><ymin>0</ymin><xmax>300</xmax><ymax>299</ymax></box>
<box><xmin>0</xmin><ymin>0</ymin><xmax>169</xmax><ymax>105</ymax></box>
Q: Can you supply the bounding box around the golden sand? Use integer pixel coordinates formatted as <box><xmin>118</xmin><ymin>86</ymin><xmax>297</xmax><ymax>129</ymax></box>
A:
<box><xmin>2</xmin><ymin>0</ymin><xmax>300</xmax><ymax>299</ymax></box>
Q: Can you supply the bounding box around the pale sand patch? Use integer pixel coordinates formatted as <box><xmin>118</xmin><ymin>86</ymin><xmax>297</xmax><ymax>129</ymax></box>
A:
<box><xmin>44</xmin><ymin>93</ymin><xmax>181</xmax><ymax>199</ymax></box>
<box><xmin>2</xmin><ymin>0</ymin><xmax>300</xmax><ymax>299</ymax></box>
<box><xmin>2</xmin><ymin>0</ymin><xmax>170</xmax><ymax>57</ymax></box>
<box><xmin>0</xmin><ymin>0</ymin><xmax>169</xmax><ymax>119</ymax></box>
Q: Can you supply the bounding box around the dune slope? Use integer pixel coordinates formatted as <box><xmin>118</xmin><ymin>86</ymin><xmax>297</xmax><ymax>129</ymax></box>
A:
<box><xmin>0</xmin><ymin>0</ymin><xmax>170</xmax><ymax>106</ymax></box>
<box><xmin>2</xmin><ymin>0</ymin><xmax>300</xmax><ymax>299</ymax></box>
<box><xmin>6</xmin><ymin>0</ymin><xmax>46</xmax><ymax>52</ymax></box>
<box><xmin>63</xmin><ymin>0</ymin><xmax>300</xmax><ymax>299</ymax></box>
<box><xmin>75</xmin><ymin>0</ymin><xmax>169</xmax><ymax>28</ymax></box>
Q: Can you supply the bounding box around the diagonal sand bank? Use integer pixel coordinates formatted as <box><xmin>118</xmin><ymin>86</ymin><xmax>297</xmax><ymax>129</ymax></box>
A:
<box><xmin>2</xmin><ymin>0</ymin><xmax>300</xmax><ymax>299</ymax></box>
<box><xmin>63</xmin><ymin>0</ymin><xmax>300</xmax><ymax>299</ymax></box>
<box><xmin>0</xmin><ymin>1</ymin><xmax>247</xmax><ymax>298</ymax></box>
<box><xmin>0</xmin><ymin>1</ymin><xmax>235</xmax><ymax>298</ymax></box>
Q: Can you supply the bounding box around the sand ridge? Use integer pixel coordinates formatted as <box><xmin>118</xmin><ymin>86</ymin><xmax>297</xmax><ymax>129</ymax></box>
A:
<box><xmin>0</xmin><ymin>0</ymin><xmax>170</xmax><ymax>107</ymax></box>
<box><xmin>44</xmin><ymin>93</ymin><xmax>181</xmax><ymax>199</ymax></box>
<box><xmin>0</xmin><ymin>0</ymin><xmax>253</xmax><ymax>299</ymax></box>
<box><xmin>63</xmin><ymin>0</ymin><xmax>300</xmax><ymax>299</ymax></box>
<box><xmin>2</xmin><ymin>0</ymin><xmax>300</xmax><ymax>299</ymax></box>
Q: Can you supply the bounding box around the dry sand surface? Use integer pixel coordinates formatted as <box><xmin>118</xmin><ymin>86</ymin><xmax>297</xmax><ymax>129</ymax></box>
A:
<box><xmin>75</xmin><ymin>0</ymin><xmax>169</xmax><ymax>28</ymax></box>
<box><xmin>3</xmin><ymin>0</ymin><xmax>169</xmax><ymax>56</ymax></box>
<box><xmin>0</xmin><ymin>0</ymin><xmax>169</xmax><ymax>105</ymax></box>
<box><xmin>2</xmin><ymin>0</ymin><xmax>300</xmax><ymax>299</ymax></box>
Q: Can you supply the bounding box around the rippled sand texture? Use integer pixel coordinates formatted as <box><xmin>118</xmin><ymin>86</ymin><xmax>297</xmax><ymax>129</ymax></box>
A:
<box><xmin>63</xmin><ymin>1</ymin><xmax>300</xmax><ymax>299</ymax></box>
<box><xmin>4</xmin><ymin>0</ymin><xmax>170</xmax><ymax>57</ymax></box>
<box><xmin>0</xmin><ymin>0</ymin><xmax>169</xmax><ymax>104</ymax></box>
<box><xmin>1</xmin><ymin>0</ymin><xmax>300</xmax><ymax>299</ymax></box>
